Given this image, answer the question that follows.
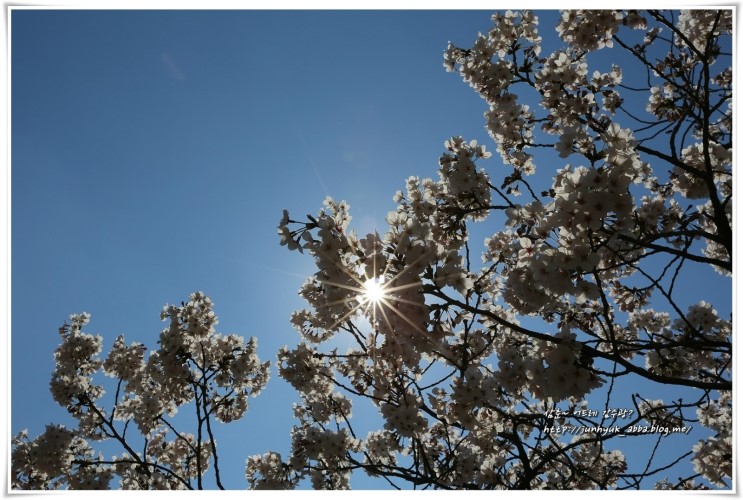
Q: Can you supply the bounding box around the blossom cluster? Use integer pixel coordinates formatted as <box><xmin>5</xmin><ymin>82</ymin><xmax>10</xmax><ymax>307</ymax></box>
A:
<box><xmin>11</xmin><ymin>425</ymin><xmax>106</xmax><ymax>489</ymax></box>
<box><xmin>13</xmin><ymin>292</ymin><xmax>269</xmax><ymax>490</ymax></box>
<box><xmin>691</xmin><ymin>392</ymin><xmax>732</xmax><ymax>486</ymax></box>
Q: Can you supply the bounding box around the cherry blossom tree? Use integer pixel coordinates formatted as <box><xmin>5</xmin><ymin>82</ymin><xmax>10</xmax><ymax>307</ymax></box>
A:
<box><xmin>266</xmin><ymin>9</ymin><xmax>732</xmax><ymax>490</ymax></box>
<box><xmin>12</xmin><ymin>292</ymin><xmax>270</xmax><ymax>489</ymax></box>
<box><xmin>12</xmin><ymin>9</ymin><xmax>732</xmax><ymax>490</ymax></box>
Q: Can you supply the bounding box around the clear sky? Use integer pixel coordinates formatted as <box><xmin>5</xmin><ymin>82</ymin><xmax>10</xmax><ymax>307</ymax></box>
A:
<box><xmin>9</xmin><ymin>8</ymin><xmax>733</xmax><ymax>490</ymax></box>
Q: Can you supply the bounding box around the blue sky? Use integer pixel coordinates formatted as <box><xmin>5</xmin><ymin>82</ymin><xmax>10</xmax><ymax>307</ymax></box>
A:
<box><xmin>9</xmin><ymin>8</ymin><xmax>733</xmax><ymax>490</ymax></box>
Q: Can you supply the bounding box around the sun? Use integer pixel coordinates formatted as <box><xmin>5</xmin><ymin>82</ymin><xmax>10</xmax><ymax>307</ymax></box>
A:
<box><xmin>361</xmin><ymin>276</ymin><xmax>387</xmax><ymax>305</ymax></box>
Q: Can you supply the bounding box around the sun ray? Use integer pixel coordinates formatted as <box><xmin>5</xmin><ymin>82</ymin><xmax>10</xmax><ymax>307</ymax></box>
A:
<box><xmin>315</xmin><ymin>278</ymin><xmax>365</xmax><ymax>295</ymax></box>
<box><xmin>375</xmin><ymin>249</ymin><xmax>430</xmax><ymax>290</ymax></box>
<box><xmin>319</xmin><ymin>300</ymin><xmax>369</xmax><ymax>335</ymax></box>
<box><xmin>375</xmin><ymin>297</ymin><xmax>397</xmax><ymax>339</ymax></box>
<box><xmin>380</xmin><ymin>294</ymin><xmax>429</xmax><ymax>309</ymax></box>
<box><xmin>310</xmin><ymin>242</ymin><xmax>367</xmax><ymax>284</ymax></box>
<box><xmin>377</xmin><ymin>298</ymin><xmax>430</xmax><ymax>337</ymax></box>
<box><xmin>297</xmin><ymin>221</ymin><xmax>437</xmax><ymax>348</ymax></box>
